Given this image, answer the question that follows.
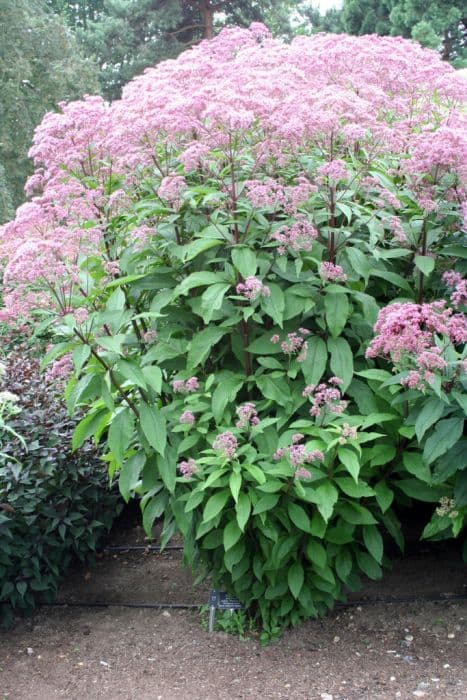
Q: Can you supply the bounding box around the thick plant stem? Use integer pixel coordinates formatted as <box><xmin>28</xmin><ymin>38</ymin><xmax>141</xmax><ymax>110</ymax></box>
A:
<box><xmin>417</xmin><ymin>220</ymin><xmax>427</xmax><ymax>305</ymax></box>
<box><xmin>240</xmin><ymin>319</ymin><xmax>252</xmax><ymax>376</ymax></box>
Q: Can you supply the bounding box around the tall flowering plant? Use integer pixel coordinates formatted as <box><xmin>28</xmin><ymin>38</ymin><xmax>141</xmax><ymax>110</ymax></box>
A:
<box><xmin>0</xmin><ymin>25</ymin><xmax>466</xmax><ymax>632</ymax></box>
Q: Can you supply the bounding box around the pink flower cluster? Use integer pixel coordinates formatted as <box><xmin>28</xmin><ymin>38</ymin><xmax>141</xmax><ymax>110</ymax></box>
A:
<box><xmin>157</xmin><ymin>175</ymin><xmax>186</xmax><ymax>207</ymax></box>
<box><xmin>443</xmin><ymin>271</ymin><xmax>467</xmax><ymax>309</ymax></box>
<box><xmin>236</xmin><ymin>276</ymin><xmax>270</xmax><ymax>301</ymax></box>
<box><xmin>271</xmin><ymin>219</ymin><xmax>318</xmax><ymax>256</ymax></box>
<box><xmin>316</xmin><ymin>159</ymin><xmax>348</xmax><ymax>182</ymax></box>
<box><xmin>178</xmin><ymin>459</ymin><xmax>198</xmax><ymax>478</ymax></box>
<box><xmin>143</xmin><ymin>330</ymin><xmax>157</xmax><ymax>344</ymax></box>
<box><xmin>320</xmin><ymin>262</ymin><xmax>348</xmax><ymax>282</ymax></box>
<box><xmin>212</xmin><ymin>431</ymin><xmax>238</xmax><ymax>459</ymax></box>
<box><xmin>366</xmin><ymin>301</ymin><xmax>467</xmax><ymax>388</ymax></box>
<box><xmin>303</xmin><ymin>377</ymin><xmax>347</xmax><ymax>419</ymax></box>
<box><xmin>172</xmin><ymin>377</ymin><xmax>199</xmax><ymax>393</ymax></box>
<box><xmin>45</xmin><ymin>354</ymin><xmax>73</xmax><ymax>382</ymax></box>
<box><xmin>235</xmin><ymin>402</ymin><xmax>259</xmax><ymax>430</ymax></box>
<box><xmin>274</xmin><ymin>433</ymin><xmax>324</xmax><ymax>479</ymax></box>
<box><xmin>271</xmin><ymin>328</ymin><xmax>310</xmax><ymax>362</ymax></box>
<box><xmin>180</xmin><ymin>411</ymin><xmax>195</xmax><ymax>425</ymax></box>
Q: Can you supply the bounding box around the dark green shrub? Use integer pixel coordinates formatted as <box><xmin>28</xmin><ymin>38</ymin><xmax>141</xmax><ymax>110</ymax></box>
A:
<box><xmin>0</xmin><ymin>346</ymin><xmax>122</xmax><ymax>627</ymax></box>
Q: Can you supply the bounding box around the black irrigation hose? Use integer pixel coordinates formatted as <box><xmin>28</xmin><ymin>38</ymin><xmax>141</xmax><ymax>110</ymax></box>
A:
<box><xmin>104</xmin><ymin>545</ymin><xmax>183</xmax><ymax>552</ymax></box>
<box><xmin>42</xmin><ymin>593</ymin><xmax>467</xmax><ymax>611</ymax></box>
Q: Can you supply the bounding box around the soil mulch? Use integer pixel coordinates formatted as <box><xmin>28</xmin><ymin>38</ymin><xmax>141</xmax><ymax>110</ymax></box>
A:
<box><xmin>0</xmin><ymin>524</ymin><xmax>466</xmax><ymax>700</ymax></box>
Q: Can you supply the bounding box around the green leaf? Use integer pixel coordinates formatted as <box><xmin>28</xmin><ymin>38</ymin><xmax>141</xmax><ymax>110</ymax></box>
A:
<box><xmin>231</xmin><ymin>247</ymin><xmax>257</xmax><ymax>277</ymax></box>
<box><xmin>178</xmin><ymin>237</ymin><xmax>223</xmax><ymax>262</ymax></box>
<box><xmin>116</xmin><ymin>359</ymin><xmax>148</xmax><ymax>389</ymax></box>
<box><xmin>337</xmin><ymin>447</ymin><xmax>360</xmax><ymax>483</ymax></box>
<box><xmin>200</xmin><ymin>283</ymin><xmax>231</xmax><ymax>322</ymax></box>
<box><xmin>327</xmin><ymin>337</ymin><xmax>353</xmax><ymax>391</ymax></box>
<box><xmin>374</xmin><ymin>481</ymin><xmax>394</xmax><ymax>513</ymax></box>
<box><xmin>119</xmin><ymin>452</ymin><xmax>145</xmax><ymax>502</ymax></box>
<box><xmin>414</xmin><ymin>398</ymin><xmax>445</xmax><ymax>442</ymax></box>
<box><xmin>187</xmin><ymin>327</ymin><xmax>227</xmax><ymax>369</ymax></box>
<box><xmin>363</xmin><ymin>525</ymin><xmax>383</xmax><ymax>564</ymax></box>
<box><xmin>335</xmin><ymin>548</ymin><xmax>352</xmax><ymax>582</ymax></box>
<box><xmin>72</xmin><ymin>409</ymin><xmax>107</xmax><ymax>451</ymax></box>
<box><xmin>423</xmin><ymin>417</ymin><xmax>464</xmax><ymax>464</ymax></box>
<box><xmin>338</xmin><ymin>502</ymin><xmax>377</xmax><ymax>525</ymax></box>
<box><xmin>253</xmin><ymin>493</ymin><xmax>280</xmax><ymax>514</ymax></box>
<box><xmin>157</xmin><ymin>451</ymin><xmax>177</xmax><ymax>493</ymax></box>
<box><xmin>355</xmin><ymin>550</ymin><xmax>382</xmax><ymax>580</ymax></box>
<box><xmin>106</xmin><ymin>287</ymin><xmax>126</xmax><ymax>311</ymax></box>
<box><xmin>229</xmin><ymin>471</ymin><xmax>242</xmax><ymax>503</ymax></box>
<box><xmin>247</xmin><ymin>334</ymin><xmax>283</xmax><ymax>354</ymax></box>
<box><xmin>287</xmin><ymin>502</ymin><xmax>311</xmax><ymax>533</ymax></box>
<box><xmin>369</xmin><ymin>269</ymin><xmax>412</xmax><ymax>292</ymax></box>
<box><xmin>223</xmin><ymin>519</ymin><xmax>242</xmax><ymax>551</ymax></box>
<box><xmin>300</xmin><ymin>336</ymin><xmax>327</xmax><ymax>386</ymax></box>
<box><xmin>261</xmin><ymin>283</ymin><xmax>285</xmax><ymax>327</ymax></box>
<box><xmin>402</xmin><ymin>452</ymin><xmax>431</xmax><ymax>483</ymax></box>
<box><xmin>236</xmin><ymin>492</ymin><xmax>251</xmax><ymax>531</ymax></box>
<box><xmin>334</xmin><ymin>477</ymin><xmax>374</xmax><ymax>498</ymax></box>
<box><xmin>370</xmin><ymin>443</ymin><xmax>396</xmax><ymax>467</ymax></box>
<box><xmin>142</xmin><ymin>365</ymin><xmax>163</xmax><ymax>394</ymax></box>
<box><xmin>315</xmin><ymin>482</ymin><xmax>338</xmax><ymax>522</ymax></box>
<box><xmin>288</xmin><ymin>562</ymin><xmax>304</xmax><ymax>599</ymax></box>
<box><xmin>396</xmin><ymin>479</ymin><xmax>449</xmax><ymax>502</ymax></box>
<box><xmin>255</xmin><ymin>375</ymin><xmax>291</xmax><ymax>407</ymax></box>
<box><xmin>139</xmin><ymin>402</ymin><xmax>167</xmax><ymax>456</ymax></box>
<box><xmin>203</xmin><ymin>489</ymin><xmax>230</xmax><ymax>523</ymax></box>
<box><xmin>95</xmin><ymin>335</ymin><xmax>126</xmax><ymax>355</ymax></box>
<box><xmin>211</xmin><ymin>375</ymin><xmax>244</xmax><ymax>424</ymax></box>
<box><xmin>305</xmin><ymin>540</ymin><xmax>327</xmax><ymax>569</ymax></box>
<box><xmin>177</xmin><ymin>271</ymin><xmax>226</xmax><ymax>295</ymax></box>
<box><xmin>324</xmin><ymin>291</ymin><xmax>349</xmax><ymax>338</ymax></box>
<box><xmin>72</xmin><ymin>344</ymin><xmax>90</xmax><ymax>374</ymax></box>
<box><xmin>108</xmin><ymin>407</ymin><xmax>135</xmax><ymax>465</ymax></box>
<box><xmin>414</xmin><ymin>255</ymin><xmax>435</xmax><ymax>276</ymax></box>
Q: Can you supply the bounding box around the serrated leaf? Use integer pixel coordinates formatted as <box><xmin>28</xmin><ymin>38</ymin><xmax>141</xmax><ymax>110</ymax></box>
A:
<box><xmin>235</xmin><ymin>492</ymin><xmax>251</xmax><ymax>531</ymax></box>
<box><xmin>203</xmin><ymin>489</ymin><xmax>230</xmax><ymax>523</ymax></box>
<box><xmin>261</xmin><ymin>283</ymin><xmax>285</xmax><ymax>327</ymax></box>
<box><xmin>229</xmin><ymin>471</ymin><xmax>242</xmax><ymax>503</ymax></box>
<box><xmin>300</xmin><ymin>336</ymin><xmax>327</xmax><ymax>385</ymax></box>
<box><xmin>119</xmin><ymin>452</ymin><xmax>145</xmax><ymax>502</ymax></box>
<box><xmin>414</xmin><ymin>255</ymin><xmax>435</xmax><ymax>276</ymax></box>
<box><xmin>324</xmin><ymin>291</ymin><xmax>349</xmax><ymax>338</ymax></box>
<box><xmin>362</xmin><ymin>525</ymin><xmax>383</xmax><ymax>564</ymax></box>
<box><xmin>337</xmin><ymin>447</ymin><xmax>360</xmax><ymax>483</ymax></box>
<box><xmin>423</xmin><ymin>417</ymin><xmax>464</xmax><ymax>464</ymax></box>
<box><xmin>231</xmin><ymin>247</ymin><xmax>257</xmax><ymax>277</ymax></box>
<box><xmin>328</xmin><ymin>336</ymin><xmax>353</xmax><ymax>391</ymax></box>
<box><xmin>108</xmin><ymin>407</ymin><xmax>135</xmax><ymax>465</ymax></box>
<box><xmin>187</xmin><ymin>327</ymin><xmax>227</xmax><ymax>369</ymax></box>
<box><xmin>287</xmin><ymin>502</ymin><xmax>311</xmax><ymax>532</ymax></box>
<box><xmin>223</xmin><ymin>519</ymin><xmax>242</xmax><ymax>551</ymax></box>
<box><xmin>139</xmin><ymin>402</ymin><xmax>166</xmax><ymax>456</ymax></box>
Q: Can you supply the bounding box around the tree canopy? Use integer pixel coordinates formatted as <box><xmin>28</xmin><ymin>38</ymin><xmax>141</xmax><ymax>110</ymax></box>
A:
<box><xmin>0</xmin><ymin>0</ymin><xmax>99</xmax><ymax>223</ymax></box>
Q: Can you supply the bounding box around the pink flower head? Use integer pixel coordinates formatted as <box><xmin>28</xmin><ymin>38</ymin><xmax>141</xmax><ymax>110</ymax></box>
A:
<box><xmin>304</xmin><ymin>379</ymin><xmax>347</xmax><ymax>419</ymax></box>
<box><xmin>278</xmin><ymin>331</ymin><xmax>308</xmax><ymax>361</ymax></box>
<box><xmin>180</xmin><ymin>411</ymin><xmax>195</xmax><ymax>425</ymax></box>
<box><xmin>143</xmin><ymin>329</ymin><xmax>157</xmax><ymax>344</ymax></box>
<box><xmin>291</xmin><ymin>433</ymin><xmax>304</xmax><ymax>443</ymax></box>
<box><xmin>317</xmin><ymin>159</ymin><xmax>348</xmax><ymax>182</ymax></box>
<box><xmin>443</xmin><ymin>271</ymin><xmax>467</xmax><ymax>309</ymax></box>
<box><xmin>294</xmin><ymin>467</ymin><xmax>311</xmax><ymax>480</ymax></box>
<box><xmin>157</xmin><ymin>175</ymin><xmax>186</xmax><ymax>207</ymax></box>
<box><xmin>271</xmin><ymin>219</ymin><xmax>318</xmax><ymax>255</ymax></box>
<box><xmin>179</xmin><ymin>459</ymin><xmax>198</xmax><ymax>478</ymax></box>
<box><xmin>235</xmin><ymin>402</ymin><xmax>259</xmax><ymax>429</ymax></box>
<box><xmin>236</xmin><ymin>276</ymin><xmax>270</xmax><ymax>301</ymax></box>
<box><xmin>45</xmin><ymin>354</ymin><xmax>73</xmax><ymax>382</ymax></box>
<box><xmin>213</xmin><ymin>431</ymin><xmax>238</xmax><ymax>459</ymax></box>
<box><xmin>320</xmin><ymin>262</ymin><xmax>348</xmax><ymax>282</ymax></box>
<box><xmin>172</xmin><ymin>377</ymin><xmax>199</xmax><ymax>394</ymax></box>
<box><xmin>270</xmin><ymin>334</ymin><xmax>280</xmax><ymax>344</ymax></box>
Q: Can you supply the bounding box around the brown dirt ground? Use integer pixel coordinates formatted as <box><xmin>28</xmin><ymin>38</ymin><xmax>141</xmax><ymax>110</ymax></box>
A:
<box><xmin>0</xmin><ymin>524</ymin><xmax>466</xmax><ymax>700</ymax></box>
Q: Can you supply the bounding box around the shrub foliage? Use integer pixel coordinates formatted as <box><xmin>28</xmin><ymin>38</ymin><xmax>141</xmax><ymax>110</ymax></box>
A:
<box><xmin>0</xmin><ymin>25</ymin><xmax>466</xmax><ymax>633</ymax></box>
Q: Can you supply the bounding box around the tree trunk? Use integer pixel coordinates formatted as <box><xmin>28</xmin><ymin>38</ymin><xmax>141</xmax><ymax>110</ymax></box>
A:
<box><xmin>198</xmin><ymin>0</ymin><xmax>214</xmax><ymax>39</ymax></box>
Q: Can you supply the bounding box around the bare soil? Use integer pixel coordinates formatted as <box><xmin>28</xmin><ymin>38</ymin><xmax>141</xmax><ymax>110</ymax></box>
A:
<box><xmin>1</xmin><ymin>524</ymin><xmax>466</xmax><ymax>700</ymax></box>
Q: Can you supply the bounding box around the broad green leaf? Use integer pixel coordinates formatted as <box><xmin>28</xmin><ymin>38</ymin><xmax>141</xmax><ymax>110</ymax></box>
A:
<box><xmin>423</xmin><ymin>417</ymin><xmax>464</xmax><ymax>464</ymax></box>
<box><xmin>414</xmin><ymin>255</ymin><xmax>435</xmax><ymax>276</ymax></box>
<box><xmin>261</xmin><ymin>283</ymin><xmax>285</xmax><ymax>327</ymax></box>
<box><xmin>116</xmin><ymin>359</ymin><xmax>148</xmax><ymax>389</ymax></box>
<box><xmin>177</xmin><ymin>271</ymin><xmax>226</xmax><ymax>295</ymax></box>
<box><xmin>369</xmin><ymin>269</ymin><xmax>412</xmax><ymax>292</ymax></box>
<box><xmin>362</xmin><ymin>525</ymin><xmax>383</xmax><ymax>564</ymax></box>
<box><xmin>324</xmin><ymin>291</ymin><xmax>349</xmax><ymax>338</ymax></box>
<box><xmin>95</xmin><ymin>335</ymin><xmax>126</xmax><ymax>355</ymax></box>
<box><xmin>396</xmin><ymin>479</ymin><xmax>449</xmax><ymax>502</ymax></box>
<box><xmin>328</xmin><ymin>336</ymin><xmax>353</xmax><ymax>391</ymax></box>
<box><xmin>142</xmin><ymin>365</ymin><xmax>163</xmax><ymax>394</ymax></box>
<box><xmin>337</xmin><ymin>447</ymin><xmax>360</xmax><ymax>483</ymax></box>
<box><xmin>334</xmin><ymin>477</ymin><xmax>374</xmax><ymax>498</ymax></box>
<box><xmin>119</xmin><ymin>452</ymin><xmax>145</xmax><ymax>502</ymax></box>
<box><xmin>315</xmin><ymin>482</ymin><xmax>338</xmax><ymax>522</ymax></box>
<box><xmin>402</xmin><ymin>452</ymin><xmax>431</xmax><ymax>483</ymax></box>
<box><xmin>157</xmin><ymin>451</ymin><xmax>177</xmax><ymax>493</ymax></box>
<box><xmin>72</xmin><ymin>344</ymin><xmax>90</xmax><ymax>374</ymax></box>
<box><xmin>236</xmin><ymin>492</ymin><xmax>251</xmax><ymax>531</ymax></box>
<box><xmin>223</xmin><ymin>519</ymin><xmax>242</xmax><ymax>551</ymax></box>
<box><xmin>108</xmin><ymin>407</ymin><xmax>135</xmax><ymax>465</ymax></box>
<box><xmin>255</xmin><ymin>375</ymin><xmax>291</xmax><ymax>407</ymax></box>
<box><xmin>200</xmin><ymin>283</ymin><xmax>231</xmax><ymax>323</ymax></box>
<box><xmin>374</xmin><ymin>481</ymin><xmax>394</xmax><ymax>513</ymax></box>
<box><xmin>355</xmin><ymin>550</ymin><xmax>382</xmax><ymax>580</ymax></box>
<box><xmin>287</xmin><ymin>502</ymin><xmax>311</xmax><ymax>532</ymax></box>
<box><xmin>253</xmin><ymin>493</ymin><xmax>280</xmax><ymax>514</ymax></box>
<box><xmin>370</xmin><ymin>443</ymin><xmax>396</xmax><ymax>467</ymax></box>
<box><xmin>106</xmin><ymin>287</ymin><xmax>126</xmax><ymax>311</ymax></box>
<box><xmin>203</xmin><ymin>489</ymin><xmax>230</xmax><ymax>523</ymax></box>
<box><xmin>335</xmin><ymin>548</ymin><xmax>352</xmax><ymax>582</ymax></box>
<box><xmin>305</xmin><ymin>540</ymin><xmax>327</xmax><ymax>569</ymax></box>
<box><xmin>178</xmin><ymin>237</ymin><xmax>223</xmax><ymax>262</ymax></box>
<box><xmin>301</xmin><ymin>336</ymin><xmax>327</xmax><ymax>386</ymax></box>
<box><xmin>187</xmin><ymin>327</ymin><xmax>227</xmax><ymax>369</ymax></box>
<box><xmin>288</xmin><ymin>562</ymin><xmax>304</xmax><ymax>599</ymax></box>
<box><xmin>414</xmin><ymin>397</ymin><xmax>446</xmax><ymax>442</ymax></box>
<box><xmin>338</xmin><ymin>501</ymin><xmax>377</xmax><ymax>525</ymax></box>
<box><xmin>247</xmin><ymin>334</ymin><xmax>283</xmax><ymax>355</ymax></box>
<box><xmin>211</xmin><ymin>375</ymin><xmax>244</xmax><ymax>424</ymax></box>
<box><xmin>139</xmin><ymin>402</ymin><xmax>166</xmax><ymax>456</ymax></box>
<box><xmin>231</xmin><ymin>247</ymin><xmax>257</xmax><ymax>277</ymax></box>
<box><xmin>229</xmin><ymin>471</ymin><xmax>242</xmax><ymax>503</ymax></box>
<box><xmin>72</xmin><ymin>409</ymin><xmax>107</xmax><ymax>451</ymax></box>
